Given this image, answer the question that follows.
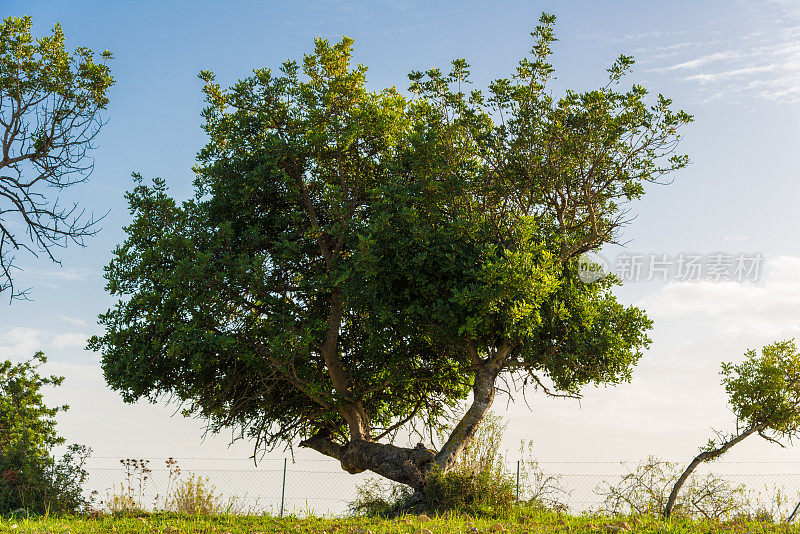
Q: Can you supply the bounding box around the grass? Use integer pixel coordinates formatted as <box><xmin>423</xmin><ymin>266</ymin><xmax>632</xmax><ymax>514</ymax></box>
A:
<box><xmin>2</xmin><ymin>507</ymin><xmax>800</xmax><ymax>534</ymax></box>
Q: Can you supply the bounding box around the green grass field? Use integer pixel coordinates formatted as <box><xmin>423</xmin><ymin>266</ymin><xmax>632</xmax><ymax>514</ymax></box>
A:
<box><xmin>1</xmin><ymin>509</ymin><xmax>797</xmax><ymax>534</ymax></box>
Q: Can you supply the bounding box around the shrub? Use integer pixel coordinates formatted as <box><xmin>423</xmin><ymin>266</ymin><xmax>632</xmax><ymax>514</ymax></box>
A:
<box><xmin>0</xmin><ymin>353</ymin><xmax>94</xmax><ymax>514</ymax></box>
<box><xmin>421</xmin><ymin>464</ymin><xmax>517</xmax><ymax>516</ymax></box>
<box><xmin>598</xmin><ymin>456</ymin><xmax>748</xmax><ymax>520</ymax></box>
<box><xmin>104</xmin><ymin>457</ymin><xmax>245</xmax><ymax>516</ymax></box>
<box><xmin>350</xmin><ymin>478</ymin><xmax>412</xmax><ymax>517</ymax></box>
<box><xmin>351</xmin><ymin>412</ymin><xmax>565</xmax><ymax>516</ymax></box>
<box><xmin>419</xmin><ymin>413</ymin><xmax>517</xmax><ymax>515</ymax></box>
<box><xmin>166</xmin><ymin>474</ymin><xmax>223</xmax><ymax>515</ymax></box>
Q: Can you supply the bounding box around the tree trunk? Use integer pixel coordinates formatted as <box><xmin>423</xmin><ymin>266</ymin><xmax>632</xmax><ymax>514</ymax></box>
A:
<box><xmin>299</xmin><ymin>340</ymin><xmax>509</xmax><ymax>511</ymax></box>
<box><xmin>299</xmin><ymin>357</ymin><xmax>503</xmax><ymax>490</ymax></box>
<box><xmin>664</xmin><ymin>423</ymin><xmax>764</xmax><ymax>518</ymax></box>
<box><xmin>319</xmin><ymin>289</ymin><xmax>373</xmax><ymax>442</ymax></box>
<box><xmin>300</xmin><ymin>432</ymin><xmax>435</xmax><ymax>489</ymax></box>
<box><xmin>433</xmin><ymin>361</ymin><xmax>502</xmax><ymax>472</ymax></box>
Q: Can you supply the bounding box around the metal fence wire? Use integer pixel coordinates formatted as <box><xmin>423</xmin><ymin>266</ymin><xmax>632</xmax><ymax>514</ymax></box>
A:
<box><xmin>82</xmin><ymin>457</ymin><xmax>800</xmax><ymax>518</ymax></box>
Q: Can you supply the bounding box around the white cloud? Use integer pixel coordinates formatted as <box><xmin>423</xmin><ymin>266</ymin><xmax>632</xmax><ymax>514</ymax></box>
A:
<box><xmin>656</xmin><ymin>50</ymin><xmax>742</xmax><ymax>71</ymax></box>
<box><xmin>0</xmin><ymin>327</ymin><xmax>45</xmax><ymax>359</ymax></box>
<box><xmin>613</xmin><ymin>30</ymin><xmax>689</xmax><ymax>43</ymax></box>
<box><xmin>51</xmin><ymin>332</ymin><xmax>89</xmax><ymax>350</ymax></box>
<box><xmin>0</xmin><ymin>326</ymin><xmax>94</xmax><ymax>358</ymax></box>
<box><xmin>40</xmin><ymin>268</ymin><xmax>98</xmax><ymax>282</ymax></box>
<box><xmin>638</xmin><ymin>256</ymin><xmax>800</xmax><ymax>340</ymax></box>
<box><xmin>17</xmin><ymin>267</ymin><xmax>99</xmax><ymax>285</ymax></box>
<box><xmin>59</xmin><ymin>314</ymin><xmax>89</xmax><ymax>327</ymax></box>
<box><xmin>766</xmin><ymin>0</ymin><xmax>800</xmax><ymax>19</ymax></box>
<box><xmin>684</xmin><ymin>64</ymin><xmax>780</xmax><ymax>84</ymax></box>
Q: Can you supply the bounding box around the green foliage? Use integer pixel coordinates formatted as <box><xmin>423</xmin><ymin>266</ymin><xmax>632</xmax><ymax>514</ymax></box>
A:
<box><xmin>91</xmin><ymin>15</ymin><xmax>690</xmax><ymax>470</ymax></box>
<box><xmin>721</xmin><ymin>340</ymin><xmax>800</xmax><ymax>439</ymax></box>
<box><xmin>420</xmin><ymin>465</ymin><xmax>517</xmax><ymax>517</ymax></box>
<box><xmin>0</xmin><ymin>353</ymin><xmax>93</xmax><ymax>514</ymax></box>
<box><xmin>0</xmin><ymin>16</ymin><xmax>114</xmax><ymax>299</ymax></box>
<box><xmin>0</xmin><ymin>16</ymin><xmax>113</xmax><ymax>107</ymax></box>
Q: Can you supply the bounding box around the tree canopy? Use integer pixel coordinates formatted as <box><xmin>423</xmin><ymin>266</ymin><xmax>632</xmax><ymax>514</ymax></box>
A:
<box><xmin>90</xmin><ymin>14</ymin><xmax>692</xmax><ymax>493</ymax></box>
<box><xmin>665</xmin><ymin>340</ymin><xmax>800</xmax><ymax>518</ymax></box>
<box><xmin>0</xmin><ymin>15</ymin><xmax>113</xmax><ymax>299</ymax></box>
<box><xmin>722</xmin><ymin>340</ymin><xmax>800</xmax><ymax>437</ymax></box>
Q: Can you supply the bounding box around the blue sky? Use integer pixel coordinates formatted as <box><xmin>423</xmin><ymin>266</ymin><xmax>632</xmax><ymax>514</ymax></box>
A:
<box><xmin>1</xmin><ymin>0</ymin><xmax>800</xmax><ymax>466</ymax></box>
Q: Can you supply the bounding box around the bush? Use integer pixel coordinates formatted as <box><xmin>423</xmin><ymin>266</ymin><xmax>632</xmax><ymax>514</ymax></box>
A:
<box><xmin>350</xmin><ymin>478</ymin><xmax>412</xmax><ymax>517</ymax></box>
<box><xmin>0</xmin><ymin>353</ymin><xmax>93</xmax><ymax>514</ymax></box>
<box><xmin>351</xmin><ymin>412</ymin><xmax>565</xmax><ymax>516</ymax></box>
<box><xmin>598</xmin><ymin>456</ymin><xmax>748</xmax><ymax>520</ymax></box>
<box><xmin>420</xmin><ymin>414</ymin><xmax>517</xmax><ymax>516</ymax></box>
<box><xmin>166</xmin><ymin>474</ymin><xmax>223</xmax><ymax>515</ymax></box>
<box><xmin>421</xmin><ymin>464</ymin><xmax>517</xmax><ymax>516</ymax></box>
<box><xmin>350</xmin><ymin>464</ymin><xmax>517</xmax><ymax>518</ymax></box>
<box><xmin>103</xmin><ymin>457</ymin><xmax>244</xmax><ymax>516</ymax></box>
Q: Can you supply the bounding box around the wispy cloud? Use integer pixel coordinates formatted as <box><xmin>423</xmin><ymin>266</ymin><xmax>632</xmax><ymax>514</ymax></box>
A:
<box><xmin>655</xmin><ymin>50</ymin><xmax>742</xmax><ymax>72</ymax></box>
<box><xmin>15</xmin><ymin>266</ymin><xmax>100</xmax><ymax>288</ymax></box>
<box><xmin>59</xmin><ymin>314</ymin><xmax>88</xmax><ymax>327</ymax></box>
<box><xmin>52</xmin><ymin>332</ymin><xmax>89</xmax><ymax>350</ymax></box>
<box><xmin>723</xmin><ymin>235</ymin><xmax>751</xmax><ymax>242</ymax></box>
<box><xmin>612</xmin><ymin>30</ymin><xmax>690</xmax><ymax>43</ymax></box>
<box><xmin>684</xmin><ymin>64</ymin><xmax>780</xmax><ymax>84</ymax></box>
<box><xmin>40</xmin><ymin>267</ymin><xmax>98</xmax><ymax>282</ymax></box>
<box><xmin>627</xmin><ymin>2</ymin><xmax>800</xmax><ymax>105</ymax></box>
<box><xmin>766</xmin><ymin>0</ymin><xmax>800</xmax><ymax>20</ymax></box>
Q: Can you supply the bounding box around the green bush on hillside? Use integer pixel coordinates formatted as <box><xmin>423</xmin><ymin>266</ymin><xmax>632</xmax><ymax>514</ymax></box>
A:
<box><xmin>0</xmin><ymin>353</ymin><xmax>93</xmax><ymax>514</ymax></box>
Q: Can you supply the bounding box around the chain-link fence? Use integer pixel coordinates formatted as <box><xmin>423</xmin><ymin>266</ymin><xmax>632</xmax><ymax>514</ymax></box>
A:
<box><xmin>82</xmin><ymin>456</ymin><xmax>800</xmax><ymax>518</ymax></box>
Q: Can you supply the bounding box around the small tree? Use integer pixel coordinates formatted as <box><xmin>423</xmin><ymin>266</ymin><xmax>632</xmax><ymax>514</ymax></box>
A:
<box><xmin>0</xmin><ymin>352</ymin><xmax>92</xmax><ymax>513</ymax></box>
<box><xmin>0</xmin><ymin>16</ymin><xmax>114</xmax><ymax>299</ymax></box>
<box><xmin>664</xmin><ymin>340</ymin><xmax>800</xmax><ymax>518</ymax></box>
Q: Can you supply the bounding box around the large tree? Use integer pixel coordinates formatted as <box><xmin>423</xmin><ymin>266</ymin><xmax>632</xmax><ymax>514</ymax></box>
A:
<box><xmin>0</xmin><ymin>16</ymin><xmax>114</xmax><ymax>299</ymax></box>
<box><xmin>90</xmin><ymin>15</ymin><xmax>691</xmax><ymax>497</ymax></box>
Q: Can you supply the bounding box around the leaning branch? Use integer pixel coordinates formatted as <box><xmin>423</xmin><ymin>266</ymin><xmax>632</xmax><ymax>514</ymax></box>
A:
<box><xmin>664</xmin><ymin>422</ymin><xmax>766</xmax><ymax>518</ymax></box>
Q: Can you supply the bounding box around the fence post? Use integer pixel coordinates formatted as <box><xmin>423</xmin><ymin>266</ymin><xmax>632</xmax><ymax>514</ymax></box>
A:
<box><xmin>280</xmin><ymin>457</ymin><xmax>287</xmax><ymax>517</ymax></box>
<box><xmin>516</xmin><ymin>460</ymin><xmax>520</xmax><ymax>501</ymax></box>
